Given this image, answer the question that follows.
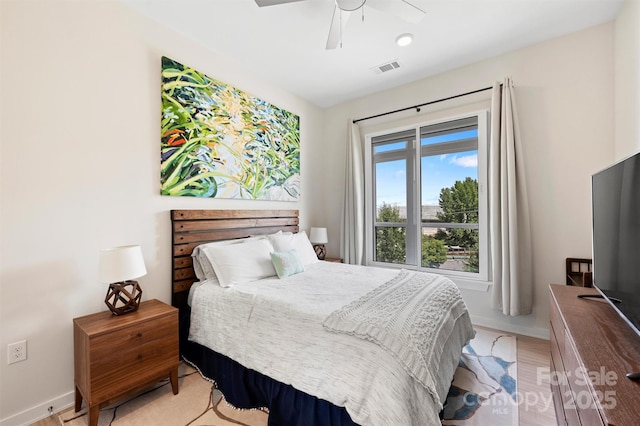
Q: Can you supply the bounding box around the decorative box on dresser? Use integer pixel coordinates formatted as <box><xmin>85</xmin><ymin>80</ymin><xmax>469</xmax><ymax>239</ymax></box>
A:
<box><xmin>549</xmin><ymin>284</ymin><xmax>640</xmax><ymax>425</ymax></box>
<box><xmin>73</xmin><ymin>299</ymin><xmax>180</xmax><ymax>426</ymax></box>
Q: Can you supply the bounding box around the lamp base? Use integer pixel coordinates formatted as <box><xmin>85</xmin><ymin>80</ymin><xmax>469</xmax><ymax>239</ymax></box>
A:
<box><xmin>313</xmin><ymin>244</ymin><xmax>326</xmax><ymax>260</ymax></box>
<box><xmin>105</xmin><ymin>280</ymin><xmax>142</xmax><ymax>315</ymax></box>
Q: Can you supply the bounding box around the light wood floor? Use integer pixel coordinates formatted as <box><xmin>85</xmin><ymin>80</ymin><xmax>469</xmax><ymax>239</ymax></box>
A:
<box><xmin>509</xmin><ymin>329</ymin><xmax>557</xmax><ymax>426</ymax></box>
<box><xmin>32</xmin><ymin>328</ymin><xmax>556</xmax><ymax>426</ymax></box>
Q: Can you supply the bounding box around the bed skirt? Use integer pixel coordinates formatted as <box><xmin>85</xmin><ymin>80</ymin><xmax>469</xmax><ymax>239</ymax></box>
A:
<box><xmin>180</xmin><ymin>308</ymin><xmax>358</xmax><ymax>426</ymax></box>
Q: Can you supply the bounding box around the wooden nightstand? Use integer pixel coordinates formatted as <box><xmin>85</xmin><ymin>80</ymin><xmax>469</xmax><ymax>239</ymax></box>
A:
<box><xmin>73</xmin><ymin>299</ymin><xmax>179</xmax><ymax>426</ymax></box>
<box><xmin>325</xmin><ymin>257</ymin><xmax>343</xmax><ymax>263</ymax></box>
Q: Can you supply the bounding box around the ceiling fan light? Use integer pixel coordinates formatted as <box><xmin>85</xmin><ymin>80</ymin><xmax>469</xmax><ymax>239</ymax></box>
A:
<box><xmin>396</xmin><ymin>33</ymin><xmax>413</xmax><ymax>47</ymax></box>
<box><xmin>336</xmin><ymin>0</ymin><xmax>366</xmax><ymax>12</ymax></box>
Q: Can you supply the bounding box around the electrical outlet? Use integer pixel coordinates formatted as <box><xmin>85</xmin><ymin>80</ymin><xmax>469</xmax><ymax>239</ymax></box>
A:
<box><xmin>7</xmin><ymin>340</ymin><xmax>27</xmax><ymax>364</ymax></box>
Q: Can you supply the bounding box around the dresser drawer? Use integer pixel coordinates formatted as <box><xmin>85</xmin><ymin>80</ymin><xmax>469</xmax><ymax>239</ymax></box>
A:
<box><xmin>551</xmin><ymin>324</ymin><xmax>580</xmax><ymax>425</ymax></box>
<box><xmin>550</xmin><ymin>321</ymin><xmax>565</xmax><ymax>374</ymax></box>
<box><xmin>550</xmin><ymin>354</ymin><xmax>568</xmax><ymax>426</ymax></box>
<box><xmin>549</xmin><ymin>298</ymin><xmax>565</xmax><ymax>359</ymax></box>
<box><xmin>563</xmin><ymin>330</ymin><xmax>605</xmax><ymax>426</ymax></box>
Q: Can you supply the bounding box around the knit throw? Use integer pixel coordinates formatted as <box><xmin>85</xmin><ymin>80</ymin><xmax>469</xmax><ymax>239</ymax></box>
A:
<box><xmin>323</xmin><ymin>270</ymin><xmax>470</xmax><ymax>407</ymax></box>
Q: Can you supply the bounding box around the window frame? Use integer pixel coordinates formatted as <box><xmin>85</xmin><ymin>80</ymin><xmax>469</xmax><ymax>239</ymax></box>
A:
<box><xmin>364</xmin><ymin>110</ymin><xmax>490</xmax><ymax>283</ymax></box>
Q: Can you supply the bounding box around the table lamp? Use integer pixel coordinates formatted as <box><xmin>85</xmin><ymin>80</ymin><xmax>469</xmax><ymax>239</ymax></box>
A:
<box><xmin>309</xmin><ymin>227</ymin><xmax>328</xmax><ymax>260</ymax></box>
<box><xmin>99</xmin><ymin>245</ymin><xmax>146</xmax><ymax>315</ymax></box>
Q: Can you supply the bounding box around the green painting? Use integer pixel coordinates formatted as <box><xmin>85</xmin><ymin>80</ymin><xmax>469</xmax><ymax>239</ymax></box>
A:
<box><xmin>161</xmin><ymin>56</ymin><xmax>300</xmax><ymax>200</ymax></box>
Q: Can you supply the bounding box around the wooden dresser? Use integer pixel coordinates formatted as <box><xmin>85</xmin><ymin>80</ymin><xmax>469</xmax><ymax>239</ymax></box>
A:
<box><xmin>73</xmin><ymin>299</ymin><xmax>179</xmax><ymax>426</ymax></box>
<box><xmin>549</xmin><ymin>284</ymin><xmax>640</xmax><ymax>425</ymax></box>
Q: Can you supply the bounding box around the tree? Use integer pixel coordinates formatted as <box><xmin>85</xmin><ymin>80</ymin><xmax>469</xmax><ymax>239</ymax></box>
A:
<box><xmin>466</xmin><ymin>248</ymin><xmax>480</xmax><ymax>273</ymax></box>
<box><xmin>422</xmin><ymin>235</ymin><xmax>447</xmax><ymax>268</ymax></box>
<box><xmin>435</xmin><ymin>177</ymin><xmax>479</xmax><ymax>273</ymax></box>
<box><xmin>375</xmin><ymin>203</ymin><xmax>406</xmax><ymax>264</ymax></box>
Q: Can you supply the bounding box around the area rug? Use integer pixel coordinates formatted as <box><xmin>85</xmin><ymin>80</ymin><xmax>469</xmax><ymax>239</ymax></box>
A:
<box><xmin>442</xmin><ymin>328</ymin><xmax>518</xmax><ymax>426</ymax></box>
<box><xmin>58</xmin><ymin>364</ymin><xmax>267</xmax><ymax>426</ymax></box>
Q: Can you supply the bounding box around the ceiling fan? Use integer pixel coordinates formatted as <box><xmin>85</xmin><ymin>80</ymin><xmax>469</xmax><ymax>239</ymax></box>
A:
<box><xmin>254</xmin><ymin>0</ymin><xmax>426</xmax><ymax>50</ymax></box>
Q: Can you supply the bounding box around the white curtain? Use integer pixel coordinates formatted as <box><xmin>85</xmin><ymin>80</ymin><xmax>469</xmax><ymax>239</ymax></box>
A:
<box><xmin>340</xmin><ymin>120</ymin><xmax>364</xmax><ymax>265</ymax></box>
<box><xmin>489</xmin><ymin>79</ymin><xmax>533</xmax><ymax>315</ymax></box>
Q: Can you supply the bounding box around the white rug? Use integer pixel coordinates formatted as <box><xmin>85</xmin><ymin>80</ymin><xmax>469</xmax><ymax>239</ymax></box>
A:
<box><xmin>442</xmin><ymin>328</ymin><xmax>518</xmax><ymax>425</ymax></box>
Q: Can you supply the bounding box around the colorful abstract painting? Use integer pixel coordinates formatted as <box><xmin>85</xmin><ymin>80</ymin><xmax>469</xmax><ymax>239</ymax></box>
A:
<box><xmin>161</xmin><ymin>56</ymin><xmax>300</xmax><ymax>200</ymax></box>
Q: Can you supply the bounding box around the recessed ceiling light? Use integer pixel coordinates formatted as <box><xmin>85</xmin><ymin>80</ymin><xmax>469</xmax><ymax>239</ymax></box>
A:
<box><xmin>396</xmin><ymin>33</ymin><xmax>413</xmax><ymax>47</ymax></box>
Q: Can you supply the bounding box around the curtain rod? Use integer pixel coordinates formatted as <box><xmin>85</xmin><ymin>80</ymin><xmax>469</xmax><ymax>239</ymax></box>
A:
<box><xmin>352</xmin><ymin>85</ymin><xmax>497</xmax><ymax>124</ymax></box>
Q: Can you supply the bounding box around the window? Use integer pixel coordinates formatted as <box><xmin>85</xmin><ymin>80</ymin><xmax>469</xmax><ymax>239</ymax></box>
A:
<box><xmin>366</xmin><ymin>111</ymin><xmax>489</xmax><ymax>281</ymax></box>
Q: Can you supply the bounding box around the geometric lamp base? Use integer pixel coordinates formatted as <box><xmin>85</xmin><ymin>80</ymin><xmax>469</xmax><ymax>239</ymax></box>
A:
<box><xmin>313</xmin><ymin>244</ymin><xmax>326</xmax><ymax>260</ymax></box>
<box><xmin>105</xmin><ymin>281</ymin><xmax>142</xmax><ymax>316</ymax></box>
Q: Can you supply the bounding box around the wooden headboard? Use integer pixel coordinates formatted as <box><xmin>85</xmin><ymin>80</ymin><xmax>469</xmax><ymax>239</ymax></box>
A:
<box><xmin>170</xmin><ymin>209</ymin><xmax>299</xmax><ymax>311</ymax></box>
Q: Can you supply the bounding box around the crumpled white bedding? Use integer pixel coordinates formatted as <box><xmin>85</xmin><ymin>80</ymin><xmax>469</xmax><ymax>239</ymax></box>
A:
<box><xmin>188</xmin><ymin>261</ymin><xmax>474</xmax><ymax>426</ymax></box>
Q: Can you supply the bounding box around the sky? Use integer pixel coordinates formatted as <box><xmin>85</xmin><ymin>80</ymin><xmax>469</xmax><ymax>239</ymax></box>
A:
<box><xmin>375</xmin><ymin>130</ymin><xmax>478</xmax><ymax>208</ymax></box>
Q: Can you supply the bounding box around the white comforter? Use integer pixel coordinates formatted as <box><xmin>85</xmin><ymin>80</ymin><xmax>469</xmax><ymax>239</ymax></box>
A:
<box><xmin>188</xmin><ymin>261</ymin><xmax>474</xmax><ymax>426</ymax></box>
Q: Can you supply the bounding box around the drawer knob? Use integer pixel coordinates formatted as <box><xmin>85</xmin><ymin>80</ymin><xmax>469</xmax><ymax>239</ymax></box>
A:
<box><xmin>137</xmin><ymin>333</ymin><xmax>142</xmax><ymax>338</ymax></box>
<box><xmin>137</xmin><ymin>354</ymin><xmax>143</xmax><ymax>360</ymax></box>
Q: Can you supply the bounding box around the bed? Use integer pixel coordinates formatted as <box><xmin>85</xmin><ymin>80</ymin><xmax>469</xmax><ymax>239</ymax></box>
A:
<box><xmin>171</xmin><ymin>209</ymin><xmax>474</xmax><ymax>426</ymax></box>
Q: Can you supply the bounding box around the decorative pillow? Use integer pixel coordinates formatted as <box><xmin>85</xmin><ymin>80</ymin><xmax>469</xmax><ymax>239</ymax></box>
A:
<box><xmin>268</xmin><ymin>230</ymin><xmax>319</xmax><ymax>266</ymax></box>
<box><xmin>204</xmin><ymin>239</ymin><xmax>276</xmax><ymax>287</ymax></box>
<box><xmin>270</xmin><ymin>249</ymin><xmax>305</xmax><ymax>279</ymax></box>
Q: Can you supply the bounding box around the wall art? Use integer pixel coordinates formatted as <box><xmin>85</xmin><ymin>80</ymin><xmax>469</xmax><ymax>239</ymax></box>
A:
<box><xmin>161</xmin><ymin>56</ymin><xmax>300</xmax><ymax>200</ymax></box>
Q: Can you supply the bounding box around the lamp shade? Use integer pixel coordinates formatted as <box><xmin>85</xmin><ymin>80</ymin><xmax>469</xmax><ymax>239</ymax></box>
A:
<box><xmin>309</xmin><ymin>227</ymin><xmax>328</xmax><ymax>244</ymax></box>
<box><xmin>99</xmin><ymin>245</ymin><xmax>147</xmax><ymax>284</ymax></box>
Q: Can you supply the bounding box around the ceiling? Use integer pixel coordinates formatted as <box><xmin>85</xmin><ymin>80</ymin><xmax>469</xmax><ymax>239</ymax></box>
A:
<box><xmin>123</xmin><ymin>0</ymin><xmax>623</xmax><ymax>108</ymax></box>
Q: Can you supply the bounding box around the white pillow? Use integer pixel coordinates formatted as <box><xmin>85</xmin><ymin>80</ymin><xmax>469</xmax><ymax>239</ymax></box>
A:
<box><xmin>192</xmin><ymin>235</ymin><xmax>281</xmax><ymax>281</ymax></box>
<box><xmin>252</xmin><ymin>230</ymin><xmax>293</xmax><ymax>240</ymax></box>
<box><xmin>266</xmin><ymin>230</ymin><xmax>289</xmax><ymax>248</ymax></box>
<box><xmin>267</xmin><ymin>231</ymin><xmax>292</xmax><ymax>251</ymax></box>
<box><xmin>269</xmin><ymin>231</ymin><xmax>319</xmax><ymax>266</ymax></box>
<box><xmin>192</xmin><ymin>239</ymin><xmax>241</xmax><ymax>281</ymax></box>
<box><xmin>205</xmin><ymin>238</ymin><xmax>276</xmax><ymax>287</ymax></box>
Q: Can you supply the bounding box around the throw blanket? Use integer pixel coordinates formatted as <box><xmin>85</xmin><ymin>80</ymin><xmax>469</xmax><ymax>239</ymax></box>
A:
<box><xmin>323</xmin><ymin>270</ymin><xmax>470</xmax><ymax>408</ymax></box>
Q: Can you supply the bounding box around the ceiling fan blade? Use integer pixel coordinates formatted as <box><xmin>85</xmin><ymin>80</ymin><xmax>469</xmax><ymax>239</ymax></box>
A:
<box><xmin>326</xmin><ymin>6</ymin><xmax>353</xmax><ymax>50</ymax></box>
<box><xmin>367</xmin><ymin>0</ymin><xmax>425</xmax><ymax>24</ymax></box>
<box><xmin>254</xmin><ymin>0</ymin><xmax>306</xmax><ymax>7</ymax></box>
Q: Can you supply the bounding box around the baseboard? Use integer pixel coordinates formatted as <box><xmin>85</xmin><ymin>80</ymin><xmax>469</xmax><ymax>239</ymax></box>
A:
<box><xmin>470</xmin><ymin>314</ymin><xmax>550</xmax><ymax>340</ymax></box>
<box><xmin>0</xmin><ymin>391</ymin><xmax>74</xmax><ymax>426</ymax></box>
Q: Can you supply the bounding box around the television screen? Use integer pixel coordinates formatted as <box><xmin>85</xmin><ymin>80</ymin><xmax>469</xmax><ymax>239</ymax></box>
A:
<box><xmin>592</xmin><ymin>151</ymin><xmax>640</xmax><ymax>336</ymax></box>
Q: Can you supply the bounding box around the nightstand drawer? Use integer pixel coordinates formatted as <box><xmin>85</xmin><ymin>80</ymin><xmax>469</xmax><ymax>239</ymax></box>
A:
<box><xmin>90</xmin><ymin>338</ymin><xmax>178</xmax><ymax>400</ymax></box>
<box><xmin>90</xmin><ymin>317</ymin><xmax>175</xmax><ymax>359</ymax></box>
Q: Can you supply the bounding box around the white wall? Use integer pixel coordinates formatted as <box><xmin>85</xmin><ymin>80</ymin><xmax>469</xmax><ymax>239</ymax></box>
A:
<box><xmin>323</xmin><ymin>23</ymin><xmax>617</xmax><ymax>339</ymax></box>
<box><xmin>0</xmin><ymin>1</ymin><xmax>322</xmax><ymax>425</ymax></box>
<box><xmin>615</xmin><ymin>0</ymin><xmax>640</xmax><ymax>158</ymax></box>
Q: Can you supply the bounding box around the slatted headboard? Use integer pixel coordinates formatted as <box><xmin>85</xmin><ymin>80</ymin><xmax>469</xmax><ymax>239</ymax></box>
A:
<box><xmin>170</xmin><ymin>209</ymin><xmax>299</xmax><ymax>311</ymax></box>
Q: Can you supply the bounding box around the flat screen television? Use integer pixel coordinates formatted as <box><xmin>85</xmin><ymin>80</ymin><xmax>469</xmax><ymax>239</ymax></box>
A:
<box><xmin>591</xmin><ymin>151</ymin><xmax>640</xmax><ymax>338</ymax></box>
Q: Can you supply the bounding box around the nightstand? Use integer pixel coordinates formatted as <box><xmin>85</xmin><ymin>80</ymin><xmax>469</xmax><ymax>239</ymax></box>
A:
<box><xmin>73</xmin><ymin>299</ymin><xmax>179</xmax><ymax>426</ymax></box>
<box><xmin>325</xmin><ymin>257</ymin><xmax>343</xmax><ymax>263</ymax></box>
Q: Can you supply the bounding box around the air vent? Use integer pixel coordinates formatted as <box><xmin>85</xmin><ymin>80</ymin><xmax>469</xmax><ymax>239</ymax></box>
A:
<box><xmin>372</xmin><ymin>60</ymin><xmax>401</xmax><ymax>75</ymax></box>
